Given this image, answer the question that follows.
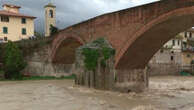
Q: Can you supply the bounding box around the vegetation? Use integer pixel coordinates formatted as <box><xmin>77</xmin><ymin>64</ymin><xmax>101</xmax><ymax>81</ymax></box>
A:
<box><xmin>191</xmin><ymin>60</ymin><xmax>194</xmax><ymax>64</ymax></box>
<box><xmin>34</xmin><ymin>31</ymin><xmax>44</xmax><ymax>38</ymax></box>
<box><xmin>0</xmin><ymin>70</ymin><xmax>4</xmax><ymax>76</ymax></box>
<box><xmin>82</xmin><ymin>38</ymin><xmax>115</xmax><ymax>71</ymax></box>
<box><xmin>3</xmin><ymin>41</ymin><xmax>27</xmax><ymax>80</ymax></box>
<box><xmin>50</xmin><ymin>25</ymin><xmax>59</xmax><ymax>36</ymax></box>
<box><xmin>82</xmin><ymin>48</ymin><xmax>99</xmax><ymax>71</ymax></box>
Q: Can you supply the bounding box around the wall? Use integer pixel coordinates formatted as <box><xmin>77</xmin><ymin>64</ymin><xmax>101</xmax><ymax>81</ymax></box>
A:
<box><xmin>148</xmin><ymin>63</ymin><xmax>181</xmax><ymax>76</ymax></box>
<box><xmin>23</xmin><ymin>45</ymin><xmax>74</xmax><ymax>77</ymax></box>
<box><xmin>149</xmin><ymin>50</ymin><xmax>182</xmax><ymax>76</ymax></box>
<box><xmin>0</xmin><ymin>16</ymin><xmax>34</xmax><ymax>42</ymax></box>
<box><xmin>182</xmin><ymin>51</ymin><xmax>194</xmax><ymax>66</ymax></box>
<box><xmin>149</xmin><ymin>50</ymin><xmax>182</xmax><ymax>64</ymax></box>
<box><xmin>164</xmin><ymin>38</ymin><xmax>182</xmax><ymax>52</ymax></box>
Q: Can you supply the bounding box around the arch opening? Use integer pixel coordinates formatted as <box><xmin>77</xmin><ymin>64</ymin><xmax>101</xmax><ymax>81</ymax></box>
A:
<box><xmin>116</xmin><ymin>9</ymin><xmax>194</xmax><ymax>70</ymax></box>
<box><xmin>52</xmin><ymin>37</ymin><xmax>82</xmax><ymax>64</ymax></box>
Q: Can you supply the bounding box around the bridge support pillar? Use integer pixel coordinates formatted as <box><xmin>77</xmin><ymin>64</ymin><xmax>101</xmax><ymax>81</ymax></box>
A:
<box><xmin>115</xmin><ymin>68</ymin><xmax>149</xmax><ymax>93</ymax></box>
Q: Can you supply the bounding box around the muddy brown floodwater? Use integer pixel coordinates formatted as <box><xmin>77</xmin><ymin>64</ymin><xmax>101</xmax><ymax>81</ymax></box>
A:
<box><xmin>0</xmin><ymin>76</ymin><xmax>193</xmax><ymax>110</ymax></box>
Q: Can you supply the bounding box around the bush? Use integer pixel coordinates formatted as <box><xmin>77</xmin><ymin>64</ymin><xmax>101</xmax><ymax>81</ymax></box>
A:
<box><xmin>0</xmin><ymin>70</ymin><xmax>4</xmax><ymax>77</ymax></box>
<box><xmin>3</xmin><ymin>41</ymin><xmax>27</xmax><ymax>79</ymax></box>
<box><xmin>50</xmin><ymin>25</ymin><xmax>58</xmax><ymax>36</ymax></box>
<box><xmin>81</xmin><ymin>38</ymin><xmax>115</xmax><ymax>71</ymax></box>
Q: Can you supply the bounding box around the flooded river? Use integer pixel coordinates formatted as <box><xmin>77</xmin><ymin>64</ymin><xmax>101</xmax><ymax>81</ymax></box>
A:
<box><xmin>0</xmin><ymin>76</ymin><xmax>193</xmax><ymax>110</ymax></box>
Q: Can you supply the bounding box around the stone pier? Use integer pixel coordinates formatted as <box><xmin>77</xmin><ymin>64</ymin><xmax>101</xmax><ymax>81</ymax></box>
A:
<box><xmin>115</xmin><ymin>68</ymin><xmax>149</xmax><ymax>93</ymax></box>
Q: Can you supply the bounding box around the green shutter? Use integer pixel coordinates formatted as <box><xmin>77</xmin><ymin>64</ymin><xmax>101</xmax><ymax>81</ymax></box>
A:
<box><xmin>22</xmin><ymin>28</ymin><xmax>26</xmax><ymax>35</ymax></box>
<box><xmin>3</xmin><ymin>27</ymin><xmax>8</xmax><ymax>34</ymax></box>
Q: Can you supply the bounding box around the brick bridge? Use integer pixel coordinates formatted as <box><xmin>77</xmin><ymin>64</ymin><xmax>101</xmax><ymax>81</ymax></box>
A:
<box><xmin>51</xmin><ymin>0</ymin><xmax>194</xmax><ymax>69</ymax></box>
<box><xmin>22</xmin><ymin>0</ymin><xmax>194</xmax><ymax>88</ymax></box>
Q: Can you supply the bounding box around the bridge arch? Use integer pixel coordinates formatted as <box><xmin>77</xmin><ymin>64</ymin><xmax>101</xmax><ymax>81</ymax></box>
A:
<box><xmin>115</xmin><ymin>5</ymin><xmax>194</xmax><ymax>69</ymax></box>
<box><xmin>50</xmin><ymin>0</ymin><xmax>194</xmax><ymax>70</ymax></box>
<box><xmin>51</xmin><ymin>33</ymin><xmax>84</xmax><ymax>64</ymax></box>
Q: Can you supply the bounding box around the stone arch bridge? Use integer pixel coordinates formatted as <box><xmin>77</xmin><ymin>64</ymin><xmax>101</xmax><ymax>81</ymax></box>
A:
<box><xmin>21</xmin><ymin>0</ymin><xmax>194</xmax><ymax>88</ymax></box>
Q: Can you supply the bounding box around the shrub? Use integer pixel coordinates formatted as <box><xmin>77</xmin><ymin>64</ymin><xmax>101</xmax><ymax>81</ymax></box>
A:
<box><xmin>3</xmin><ymin>41</ymin><xmax>27</xmax><ymax>79</ymax></box>
<box><xmin>0</xmin><ymin>70</ymin><xmax>4</xmax><ymax>77</ymax></box>
<box><xmin>81</xmin><ymin>38</ymin><xmax>115</xmax><ymax>71</ymax></box>
<box><xmin>82</xmin><ymin>48</ymin><xmax>99</xmax><ymax>71</ymax></box>
<box><xmin>50</xmin><ymin>25</ymin><xmax>58</xmax><ymax>36</ymax></box>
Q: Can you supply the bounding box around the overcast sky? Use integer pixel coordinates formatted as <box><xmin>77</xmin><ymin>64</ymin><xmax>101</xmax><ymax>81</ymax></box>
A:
<box><xmin>0</xmin><ymin>0</ymin><xmax>159</xmax><ymax>33</ymax></box>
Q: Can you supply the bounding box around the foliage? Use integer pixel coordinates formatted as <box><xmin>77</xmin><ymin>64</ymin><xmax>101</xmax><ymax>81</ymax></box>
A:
<box><xmin>3</xmin><ymin>41</ymin><xmax>27</xmax><ymax>79</ymax></box>
<box><xmin>82</xmin><ymin>48</ymin><xmax>99</xmax><ymax>71</ymax></box>
<box><xmin>34</xmin><ymin>31</ymin><xmax>44</xmax><ymax>38</ymax></box>
<box><xmin>81</xmin><ymin>38</ymin><xmax>115</xmax><ymax>70</ymax></box>
<box><xmin>101</xmin><ymin>47</ymin><xmax>115</xmax><ymax>67</ymax></box>
<box><xmin>191</xmin><ymin>60</ymin><xmax>194</xmax><ymax>64</ymax></box>
<box><xmin>50</xmin><ymin>25</ymin><xmax>58</xmax><ymax>36</ymax></box>
<box><xmin>0</xmin><ymin>70</ymin><xmax>4</xmax><ymax>75</ymax></box>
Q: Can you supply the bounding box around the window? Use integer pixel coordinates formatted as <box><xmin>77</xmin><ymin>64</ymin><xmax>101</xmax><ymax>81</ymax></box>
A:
<box><xmin>171</xmin><ymin>56</ymin><xmax>174</xmax><ymax>61</ymax></box>
<box><xmin>177</xmin><ymin>40</ymin><xmax>180</xmax><ymax>46</ymax></box>
<box><xmin>21</xmin><ymin>18</ymin><xmax>26</xmax><ymax>24</ymax></box>
<box><xmin>172</xmin><ymin>40</ymin><xmax>175</xmax><ymax>46</ymax></box>
<box><xmin>4</xmin><ymin>37</ymin><xmax>7</xmax><ymax>41</ymax></box>
<box><xmin>160</xmin><ymin>49</ymin><xmax>163</xmax><ymax>53</ymax></box>
<box><xmin>3</xmin><ymin>27</ymin><xmax>8</xmax><ymax>34</ymax></box>
<box><xmin>1</xmin><ymin>16</ymin><xmax>9</xmax><ymax>22</ymax></box>
<box><xmin>49</xmin><ymin>10</ymin><xmax>53</xmax><ymax>18</ymax></box>
<box><xmin>22</xmin><ymin>28</ymin><xmax>26</xmax><ymax>35</ymax></box>
<box><xmin>189</xmin><ymin>32</ymin><xmax>192</xmax><ymax>38</ymax></box>
<box><xmin>184</xmin><ymin>32</ymin><xmax>187</xmax><ymax>38</ymax></box>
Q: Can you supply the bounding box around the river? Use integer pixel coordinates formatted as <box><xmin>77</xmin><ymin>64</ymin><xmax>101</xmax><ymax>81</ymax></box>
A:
<box><xmin>0</xmin><ymin>76</ymin><xmax>193</xmax><ymax>110</ymax></box>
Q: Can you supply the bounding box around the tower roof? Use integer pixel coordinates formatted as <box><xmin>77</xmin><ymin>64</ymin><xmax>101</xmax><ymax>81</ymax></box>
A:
<box><xmin>44</xmin><ymin>3</ymin><xmax>56</xmax><ymax>8</ymax></box>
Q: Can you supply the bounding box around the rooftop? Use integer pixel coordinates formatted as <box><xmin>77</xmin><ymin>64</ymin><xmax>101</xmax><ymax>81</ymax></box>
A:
<box><xmin>2</xmin><ymin>4</ymin><xmax>21</xmax><ymax>8</ymax></box>
<box><xmin>44</xmin><ymin>3</ymin><xmax>56</xmax><ymax>8</ymax></box>
<box><xmin>0</xmin><ymin>10</ymin><xmax>36</xmax><ymax>19</ymax></box>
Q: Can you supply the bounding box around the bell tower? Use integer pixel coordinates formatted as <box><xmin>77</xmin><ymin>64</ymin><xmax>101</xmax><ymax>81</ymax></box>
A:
<box><xmin>44</xmin><ymin>2</ymin><xmax>56</xmax><ymax>37</ymax></box>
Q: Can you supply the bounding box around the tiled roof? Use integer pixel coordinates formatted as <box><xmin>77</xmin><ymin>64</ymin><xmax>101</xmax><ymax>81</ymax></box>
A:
<box><xmin>0</xmin><ymin>10</ymin><xmax>36</xmax><ymax>19</ymax></box>
<box><xmin>3</xmin><ymin>4</ymin><xmax>21</xmax><ymax>8</ymax></box>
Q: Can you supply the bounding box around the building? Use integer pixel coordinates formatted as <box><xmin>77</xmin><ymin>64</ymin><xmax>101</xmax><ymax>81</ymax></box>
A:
<box><xmin>182</xmin><ymin>37</ymin><xmax>194</xmax><ymax>67</ymax></box>
<box><xmin>0</xmin><ymin>4</ymin><xmax>36</xmax><ymax>42</ymax></box>
<box><xmin>182</xmin><ymin>51</ymin><xmax>194</xmax><ymax>67</ymax></box>
<box><xmin>44</xmin><ymin>3</ymin><xmax>56</xmax><ymax>37</ymax></box>
<box><xmin>163</xmin><ymin>35</ymin><xmax>183</xmax><ymax>52</ymax></box>
<box><xmin>149</xmin><ymin>29</ymin><xmax>194</xmax><ymax>75</ymax></box>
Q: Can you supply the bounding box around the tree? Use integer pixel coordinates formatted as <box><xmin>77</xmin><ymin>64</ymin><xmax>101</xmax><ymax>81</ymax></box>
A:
<box><xmin>3</xmin><ymin>41</ymin><xmax>27</xmax><ymax>79</ymax></box>
<box><xmin>34</xmin><ymin>31</ymin><xmax>43</xmax><ymax>38</ymax></box>
<box><xmin>50</xmin><ymin>25</ymin><xmax>58</xmax><ymax>36</ymax></box>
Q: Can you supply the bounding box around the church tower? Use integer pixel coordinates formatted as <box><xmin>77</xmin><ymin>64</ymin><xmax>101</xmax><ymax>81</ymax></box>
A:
<box><xmin>44</xmin><ymin>3</ymin><xmax>56</xmax><ymax>37</ymax></box>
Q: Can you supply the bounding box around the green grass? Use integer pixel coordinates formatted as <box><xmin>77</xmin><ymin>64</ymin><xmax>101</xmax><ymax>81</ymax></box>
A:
<box><xmin>0</xmin><ymin>74</ymin><xmax>75</xmax><ymax>81</ymax></box>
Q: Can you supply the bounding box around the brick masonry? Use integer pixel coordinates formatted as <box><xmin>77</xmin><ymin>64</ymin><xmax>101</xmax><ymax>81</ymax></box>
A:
<box><xmin>51</xmin><ymin>0</ymin><xmax>194</xmax><ymax>71</ymax></box>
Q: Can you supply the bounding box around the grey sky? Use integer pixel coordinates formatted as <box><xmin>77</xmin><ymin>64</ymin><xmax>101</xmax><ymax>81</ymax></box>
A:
<box><xmin>0</xmin><ymin>0</ymin><xmax>158</xmax><ymax>33</ymax></box>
